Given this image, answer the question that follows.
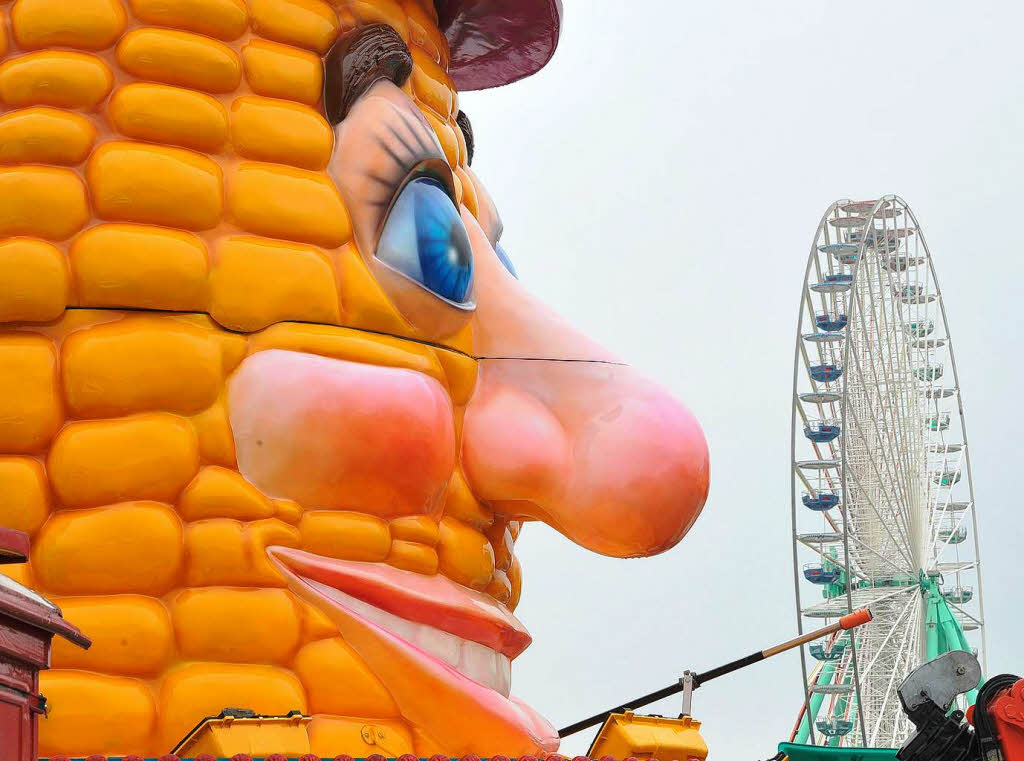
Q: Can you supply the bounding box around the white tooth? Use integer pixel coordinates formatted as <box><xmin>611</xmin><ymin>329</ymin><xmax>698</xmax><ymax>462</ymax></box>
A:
<box><xmin>494</xmin><ymin>655</ymin><xmax>511</xmax><ymax>698</ymax></box>
<box><xmin>459</xmin><ymin>640</ymin><xmax>498</xmax><ymax>690</ymax></box>
<box><xmin>414</xmin><ymin>625</ymin><xmax>461</xmax><ymax>668</ymax></box>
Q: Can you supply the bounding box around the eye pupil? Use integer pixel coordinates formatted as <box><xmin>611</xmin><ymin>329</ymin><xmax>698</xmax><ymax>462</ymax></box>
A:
<box><xmin>376</xmin><ymin>177</ymin><xmax>474</xmax><ymax>305</ymax></box>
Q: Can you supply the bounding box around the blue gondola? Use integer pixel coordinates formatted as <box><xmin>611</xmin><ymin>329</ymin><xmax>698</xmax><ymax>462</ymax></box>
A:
<box><xmin>809</xmin><ymin>642</ymin><xmax>846</xmax><ymax>661</ymax></box>
<box><xmin>804</xmin><ymin>421</ymin><xmax>842</xmax><ymax>443</ymax></box>
<box><xmin>817</xmin><ymin>719</ymin><xmax>855</xmax><ymax>737</ymax></box>
<box><xmin>825</xmin><ymin>273</ymin><xmax>854</xmax><ymax>284</ymax></box>
<box><xmin>809</xmin><ymin>364</ymin><xmax>843</xmax><ymax>383</ymax></box>
<box><xmin>819</xmin><ymin>243</ymin><xmax>859</xmax><ymax>264</ymax></box>
<box><xmin>804</xmin><ymin>564</ymin><xmax>842</xmax><ymax>584</ymax></box>
<box><xmin>816</xmin><ymin>313</ymin><xmax>848</xmax><ymax>331</ymax></box>
<box><xmin>803</xmin><ymin>492</ymin><xmax>840</xmax><ymax>511</ymax></box>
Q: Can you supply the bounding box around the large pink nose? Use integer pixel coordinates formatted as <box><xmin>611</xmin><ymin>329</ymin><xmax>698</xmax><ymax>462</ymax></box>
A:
<box><xmin>461</xmin><ymin>213</ymin><xmax>710</xmax><ymax>557</ymax></box>
<box><xmin>463</xmin><ymin>360</ymin><xmax>709</xmax><ymax>556</ymax></box>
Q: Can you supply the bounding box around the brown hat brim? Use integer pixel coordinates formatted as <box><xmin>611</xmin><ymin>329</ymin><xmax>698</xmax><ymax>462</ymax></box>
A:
<box><xmin>437</xmin><ymin>0</ymin><xmax>562</xmax><ymax>91</ymax></box>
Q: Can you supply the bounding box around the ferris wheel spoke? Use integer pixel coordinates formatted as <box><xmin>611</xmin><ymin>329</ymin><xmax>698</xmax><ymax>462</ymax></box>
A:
<box><xmin>840</xmin><ymin>404</ymin><xmax>917</xmax><ymax>560</ymax></box>
<box><xmin>865</xmin><ymin>596</ymin><xmax>920</xmax><ymax>744</ymax></box>
<box><xmin>835</xmin><ymin>427</ymin><xmax>916</xmax><ymax>571</ymax></box>
<box><xmin>845</xmin><ymin>291</ymin><xmax>919</xmax><ymax>539</ymax></box>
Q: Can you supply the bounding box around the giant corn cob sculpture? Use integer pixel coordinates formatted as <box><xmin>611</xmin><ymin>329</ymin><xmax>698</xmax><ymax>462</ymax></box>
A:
<box><xmin>0</xmin><ymin>0</ymin><xmax>711</xmax><ymax>756</ymax></box>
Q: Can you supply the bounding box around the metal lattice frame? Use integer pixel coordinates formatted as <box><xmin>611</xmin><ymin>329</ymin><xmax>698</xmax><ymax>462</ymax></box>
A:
<box><xmin>788</xmin><ymin>197</ymin><xmax>986</xmax><ymax>749</ymax></box>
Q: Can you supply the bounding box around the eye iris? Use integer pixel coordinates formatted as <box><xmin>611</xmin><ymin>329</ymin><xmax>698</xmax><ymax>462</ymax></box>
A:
<box><xmin>376</xmin><ymin>177</ymin><xmax>473</xmax><ymax>305</ymax></box>
<box><xmin>413</xmin><ymin>181</ymin><xmax>473</xmax><ymax>302</ymax></box>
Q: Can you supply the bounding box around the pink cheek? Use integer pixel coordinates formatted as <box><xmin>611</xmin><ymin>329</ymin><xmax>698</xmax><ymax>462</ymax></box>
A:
<box><xmin>229</xmin><ymin>350</ymin><xmax>456</xmax><ymax>516</ymax></box>
<box><xmin>462</xmin><ymin>385</ymin><xmax>571</xmax><ymax>503</ymax></box>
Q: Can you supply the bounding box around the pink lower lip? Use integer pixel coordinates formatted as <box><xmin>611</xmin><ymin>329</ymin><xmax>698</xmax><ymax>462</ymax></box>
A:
<box><xmin>270</xmin><ymin>549</ymin><xmax>558</xmax><ymax>755</ymax></box>
<box><xmin>269</xmin><ymin>547</ymin><xmax>531</xmax><ymax>658</ymax></box>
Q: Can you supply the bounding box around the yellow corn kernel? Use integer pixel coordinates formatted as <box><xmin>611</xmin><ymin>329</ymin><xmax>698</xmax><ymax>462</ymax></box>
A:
<box><xmin>0</xmin><ymin>51</ymin><xmax>113</xmax><ymax>108</ymax></box>
<box><xmin>178</xmin><ymin>466</ymin><xmax>275</xmax><ymax>521</ymax></box>
<box><xmin>0</xmin><ymin>166</ymin><xmax>88</xmax><ymax>240</ymax></box>
<box><xmin>11</xmin><ymin>0</ymin><xmax>127</xmax><ymax>50</ymax></box>
<box><xmin>299</xmin><ymin>510</ymin><xmax>391</xmax><ymax>562</ymax></box>
<box><xmin>87</xmin><ymin>141</ymin><xmax>223</xmax><ymax>231</ymax></box>
<box><xmin>209</xmin><ymin>236</ymin><xmax>342</xmax><ymax>331</ymax></box>
<box><xmin>171</xmin><ymin>587</ymin><xmax>302</xmax><ymax>663</ymax></box>
<box><xmin>109</xmin><ymin>83</ymin><xmax>229</xmax><ymax>153</ymax></box>
<box><xmin>48</xmin><ymin>413</ymin><xmax>200</xmax><ymax>508</ymax></box>
<box><xmin>0</xmin><ymin>334</ymin><xmax>62</xmax><ymax>454</ymax></box>
<box><xmin>403</xmin><ymin>0</ymin><xmax>446</xmax><ymax>63</ymax></box>
<box><xmin>189</xmin><ymin>396</ymin><xmax>238</xmax><ymax>468</ymax></box>
<box><xmin>242</xmin><ymin>39</ymin><xmax>323</xmax><ymax>105</ymax></box>
<box><xmin>32</xmin><ymin>502</ymin><xmax>185</xmax><ymax>595</ymax></box>
<box><xmin>49</xmin><ymin>595</ymin><xmax>175</xmax><ymax>676</ymax></box>
<box><xmin>228</xmin><ymin>163</ymin><xmax>351</xmax><ymax>247</ymax></box>
<box><xmin>249</xmin><ymin>0</ymin><xmax>340</xmax><ymax>53</ymax></box>
<box><xmin>423</xmin><ymin>109</ymin><xmax>459</xmax><ymax>167</ymax></box>
<box><xmin>486</xmin><ymin>569</ymin><xmax>512</xmax><ymax>605</ymax></box>
<box><xmin>350</xmin><ymin>0</ymin><xmax>408</xmax><ymax>41</ymax></box>
<box><xmin>389</xmin><ymin>514</ymin><xmax>439</xmax><ymax>545</ymax></box>
<box><xmin>410</xmin><ymin>46</ymin><xmax>452</xmax><ymax>119</ymax></box>
<box><xmin>128</xmin><ymin>0</ymin><xmax>249</xmax><ymax>42</ymax></box>
<box><xmin>70</xmin><ymin>224</ymin><xmax>210</xmax><ymax>311</ymax></box>
<box><xmin>435</xmin><ymin>347</ymin><xmax>478</xmax><ymax>406</ymax></box>
<box><xmin>387</xmin><ymin>540</ymin><xmax>439</xmax><ymax>575</ymax></box>
<box><xmin>443</xmin><ymin>468</ymin><xmax>493</xmax><ymax>531</ymax></box>
<box><xmin>0</xmin><ymin>457</ymin><xmax>50</xmax><ymax>535</ymax></box>
<box><xmin>295</xmin><ymin>637</ymin><xmax>400</xmax><ymax>716</ymax></box>
<box><xmin>438</xmin><ymin>516</ymin><xmax>495</xmax><ymax>590</ymax></box>
<box><xmin>39</xmin><ymin>672</ymin><xmax>157</xmax><ymax>757</ymax></box>
<box><xmin>0</xmin><ymin>108</ymin><xmax>95</xmax><ymax>165</ymax></box>
<box><xmin>61</xmin><ymin>317</ymin><xmax>224</xmax><ymax>417</ymax></box>
<box><xmin>116</xmin><ymin>27</ymin><xmax>241</xmax><ymax>93</ymax></box>
<box><xmin>0</xmin><ymin>239</ymin><xmax>68</xmax><ymax>322</ymax></box>
<box><xmin>230</xmin><ymin>95</ymin><xmax>333</xmax><ymax>170</ymax></box>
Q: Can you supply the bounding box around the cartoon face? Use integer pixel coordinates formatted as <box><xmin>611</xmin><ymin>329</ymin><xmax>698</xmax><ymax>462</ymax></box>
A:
<box><xmin>0</xmin><ymin>1</ymin><xmax>709</xmax><ymax>756</ymax></box>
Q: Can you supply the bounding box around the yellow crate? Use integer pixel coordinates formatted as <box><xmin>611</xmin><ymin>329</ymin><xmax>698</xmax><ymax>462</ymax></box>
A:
<box><xmin>587</xmin><ymin>711</ymin><xmax>709</xmax><ymax>761</ymax></box>
<box><xmin>171</xmin><ymin>709</ymin><xmax>312</xmax><ymax>756</ymax></box>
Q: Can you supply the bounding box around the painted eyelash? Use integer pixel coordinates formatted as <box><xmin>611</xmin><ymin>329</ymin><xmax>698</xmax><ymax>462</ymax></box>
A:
<box><xmin>363</xmin><ymin>106</ymin><xmax>451</xmax><ymax>218</ymax></box>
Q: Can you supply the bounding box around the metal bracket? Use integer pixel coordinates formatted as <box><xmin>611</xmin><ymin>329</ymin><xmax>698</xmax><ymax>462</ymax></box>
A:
<box><xmin>680</xmin><ymin>670</ymin><xmax>695</xmax><ymax>717</ymax></box>
<box><xmin>899</xmin><ymin>650</ymin><xmax>982</xmax><ymax>715</ymax></box>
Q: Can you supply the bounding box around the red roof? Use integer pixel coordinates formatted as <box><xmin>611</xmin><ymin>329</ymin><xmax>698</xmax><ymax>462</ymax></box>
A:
<box><xmin>0</xmin><ymin>528</ymin><xmax>90</xmax><ymax>650</ymax></box>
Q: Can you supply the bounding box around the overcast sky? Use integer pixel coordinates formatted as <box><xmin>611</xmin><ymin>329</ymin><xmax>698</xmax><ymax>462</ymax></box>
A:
<box><xmin>462</xmin><ymin>2</ymin><xmax>1022</xmax><ymax>756</ymax></box>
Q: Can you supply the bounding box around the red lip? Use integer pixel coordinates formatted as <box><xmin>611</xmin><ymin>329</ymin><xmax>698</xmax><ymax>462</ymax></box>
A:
<box><xmin>269</xmin><ymin>547</ymin><xmax>531</xmax><ymax>658</ymax></box>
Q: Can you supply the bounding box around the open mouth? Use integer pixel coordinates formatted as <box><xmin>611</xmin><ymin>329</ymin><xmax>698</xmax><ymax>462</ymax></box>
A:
<box><xmin>269</xmin><ymin>547</ymin><xmax>557</xmax><ymax>754</ymax></box>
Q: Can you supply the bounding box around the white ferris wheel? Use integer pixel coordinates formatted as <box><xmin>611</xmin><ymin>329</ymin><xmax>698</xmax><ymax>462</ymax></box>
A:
<box><xmin>788</xmin><ymin>196</ymin><xmax>986</xmax><ymax>749</ymax></box>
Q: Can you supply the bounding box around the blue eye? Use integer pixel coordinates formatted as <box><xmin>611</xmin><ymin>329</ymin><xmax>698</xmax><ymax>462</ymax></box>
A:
<box><xmin>376</xmin><ymin>177</ymin><xmax>474</xmax><ymax>306</ymax></box>
<box><xmin>494</xmin><ymin>242</ymin><xmax>518</xmax><ymax>278</ymax></box>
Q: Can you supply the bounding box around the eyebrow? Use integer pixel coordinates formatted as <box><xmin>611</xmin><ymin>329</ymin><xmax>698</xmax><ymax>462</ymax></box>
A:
<box><xmin>455</xmin><ymin>109</ymin><xmax>474</xmax><ymax>165</ymax></box>
<box><xmin>323</xmin><ymin>24</ymin><xmax>414</xmax><ymax>124</ymax></box>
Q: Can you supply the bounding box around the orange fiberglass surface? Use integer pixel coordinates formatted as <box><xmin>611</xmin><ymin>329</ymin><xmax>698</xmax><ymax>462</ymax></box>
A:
<box><xmin>0</xmin><ymin>0</ymin><xmax>710</xmax><ymax>756</ymax></box>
